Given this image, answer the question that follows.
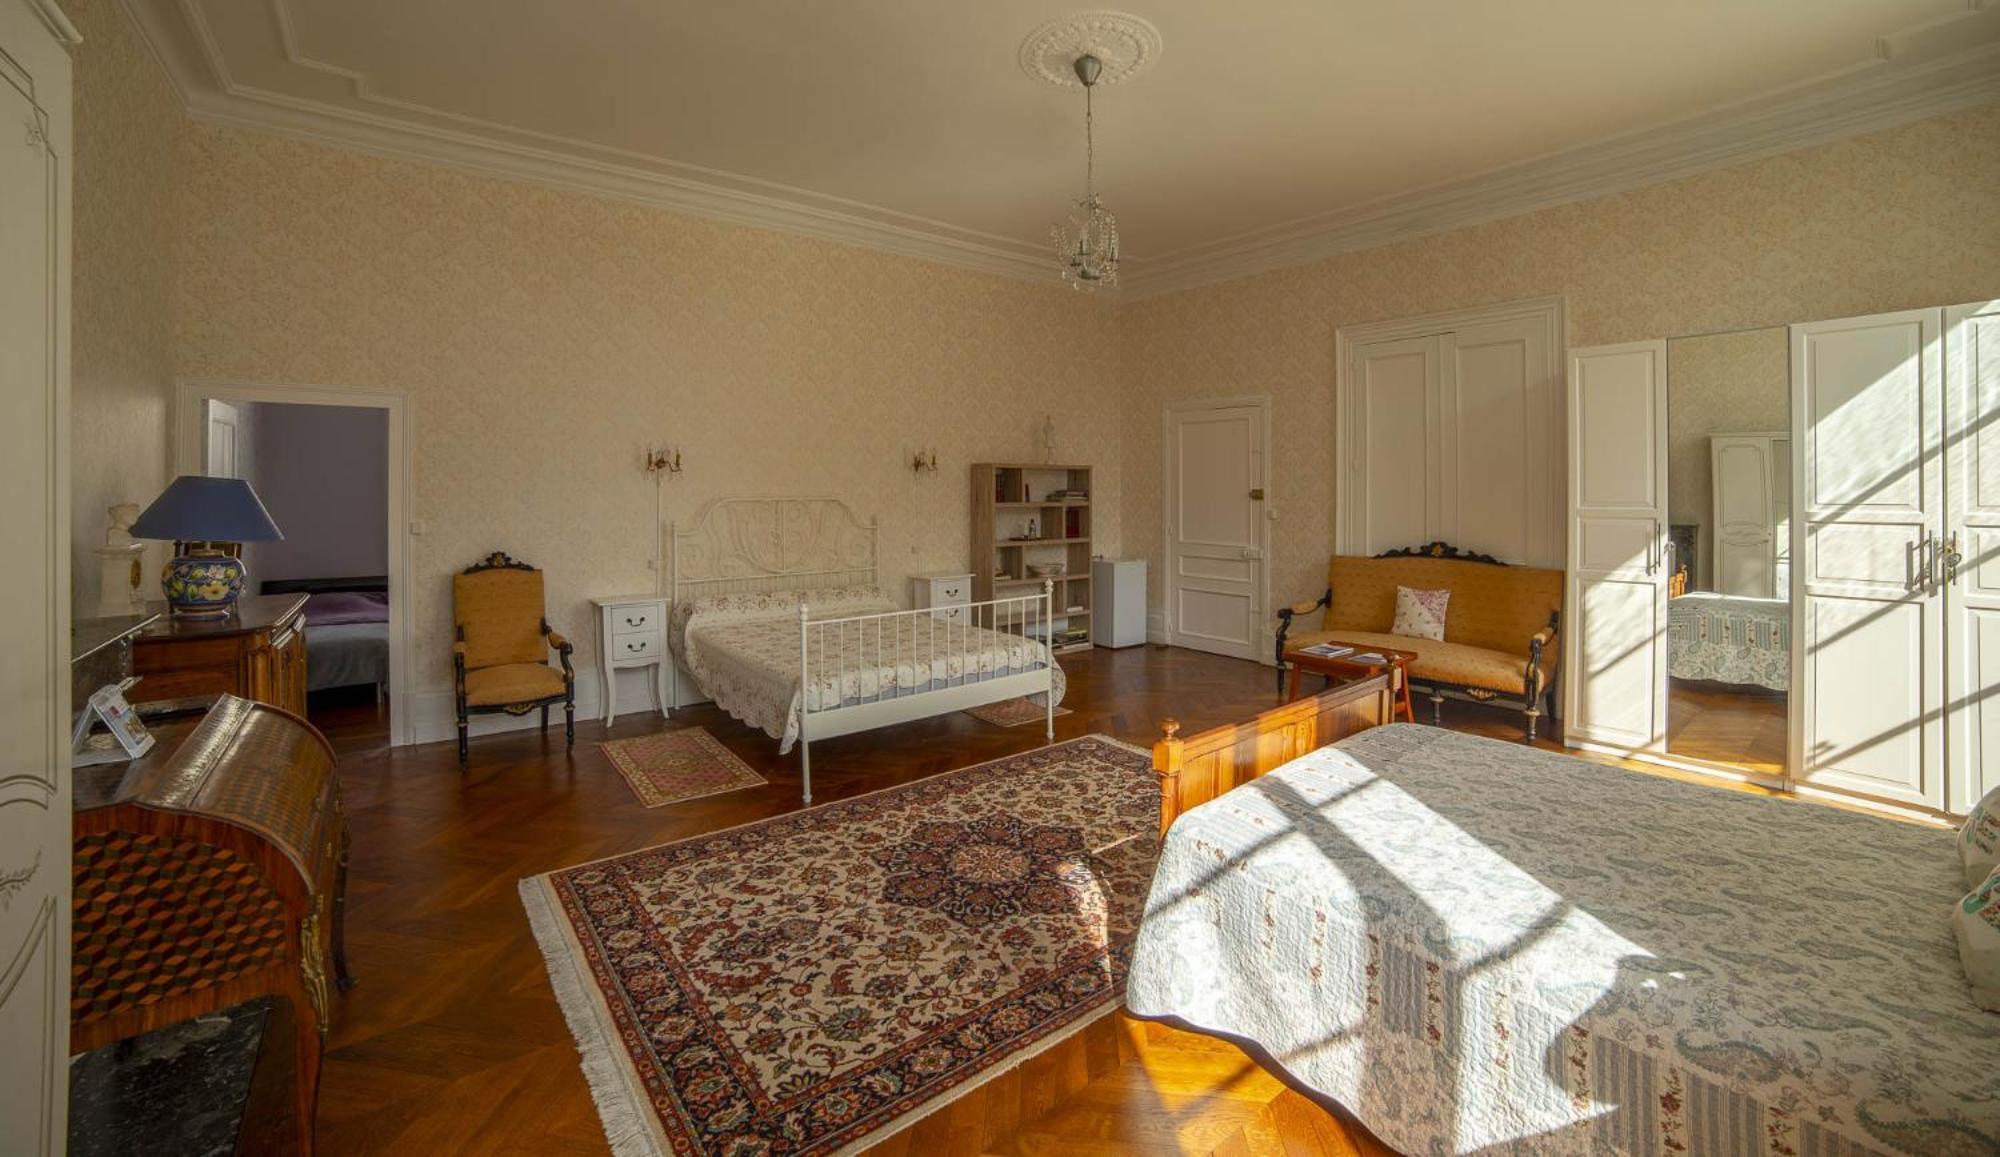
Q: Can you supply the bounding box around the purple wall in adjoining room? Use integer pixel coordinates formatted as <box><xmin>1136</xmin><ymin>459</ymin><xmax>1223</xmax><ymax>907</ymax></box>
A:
<box><xmin>249</xmin><ymin>403</ymin><xmax>388</xmax><ymax>583</ymax></box>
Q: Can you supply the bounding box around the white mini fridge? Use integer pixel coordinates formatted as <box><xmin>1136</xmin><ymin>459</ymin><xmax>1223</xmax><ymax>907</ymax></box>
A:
<box><xmin>1091</xmin><ymin>559</ymin><xmax>1147</xmax><ymax>648</ymax></box>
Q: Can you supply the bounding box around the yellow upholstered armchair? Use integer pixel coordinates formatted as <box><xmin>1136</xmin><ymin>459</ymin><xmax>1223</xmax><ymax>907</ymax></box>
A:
<box><xmin>452</xmin><ymin>552</ymin><xmax>574</xmax><ymax>767</ymax></box>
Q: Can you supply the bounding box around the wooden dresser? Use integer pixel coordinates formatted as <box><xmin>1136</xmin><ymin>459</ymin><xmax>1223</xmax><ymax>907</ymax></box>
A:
<box><xmin>73</xmin><ymin>695</ymin><xmax>351</xmax><ymax>1154</ymax></box>
<box><xmin>130</xmin><ymin>593</ymin><xmax>309</xmax><ymax>714</ymax></box>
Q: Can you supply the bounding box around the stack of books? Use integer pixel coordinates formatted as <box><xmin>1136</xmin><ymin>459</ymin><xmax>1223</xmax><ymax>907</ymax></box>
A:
<box><xmin>1045</xmin><ymin>488</ymin><xmax>1089</xmax><ymax>501</ymax></box>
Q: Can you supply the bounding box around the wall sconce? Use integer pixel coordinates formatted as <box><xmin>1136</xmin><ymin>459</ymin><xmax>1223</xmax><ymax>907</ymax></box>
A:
<box><xmin>644</xmin><ymin>446</ymin><xmax>683</xmax><ymax>479</ymax></box>
<box><xmin>910</xmin><ymin>447</ymin><xmax>939</xmax><ymax>474</ymax></box>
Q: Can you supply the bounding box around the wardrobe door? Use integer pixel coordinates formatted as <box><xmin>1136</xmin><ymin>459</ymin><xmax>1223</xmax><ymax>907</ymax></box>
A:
<box><xmin>1946</xmin><ymin>301</ymin><xmax>2000</xmax><ymax>808</ymax></box>
<box><xmin>1712</xmin><ymin>436</ymin><xmax>1776</xmax><ymax>597</ymax></box>
<box><xmin>1340</xmin><ymin>335</ymin><xmax>1439</xmax><ymax>556</ymax></box>
<box><xmin>1566</xmin><ymin>342</ymin><xmax>1668</xmax><ymax>751</ymax></box>
<box><xmin>1792</xmin><ymin>309</ymin><xmax>1944</xmax><ymax>809</ymax></box>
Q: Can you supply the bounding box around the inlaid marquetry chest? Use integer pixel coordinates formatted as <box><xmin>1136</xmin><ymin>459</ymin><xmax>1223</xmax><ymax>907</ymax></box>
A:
<box><xmin>72</xmin><ymin>695</ymin><xmax>352</xmax><ymax>1154</ymax></box>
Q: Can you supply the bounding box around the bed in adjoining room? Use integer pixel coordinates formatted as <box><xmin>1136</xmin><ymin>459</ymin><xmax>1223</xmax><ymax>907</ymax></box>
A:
<box><xmin>1127</xmin><ymin>717</ymin><xmax>1999</xmax><ymax>1156</ymax></box>
<box><xmin>263</xmin><ymin>576</ymin><xmax>390</xmax><ymax>700</ymax></box>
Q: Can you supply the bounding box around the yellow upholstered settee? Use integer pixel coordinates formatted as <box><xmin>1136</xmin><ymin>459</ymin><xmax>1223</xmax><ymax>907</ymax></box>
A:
<box><xmin>1275</xmin><ymin>543</ymin><xmax>1562</xmax><ymax>741</ymax></box>
<box><xmin>452</xmin><ymin>552</ymin><xmax>575</xmax><ymax>767</ymax></box>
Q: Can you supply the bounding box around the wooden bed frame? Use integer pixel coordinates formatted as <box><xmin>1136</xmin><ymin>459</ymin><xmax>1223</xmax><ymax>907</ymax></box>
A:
<box><xmin>1152</xmin><ymin>673</ymin><xmax>1394</xmax><ymax>837</ymax></box>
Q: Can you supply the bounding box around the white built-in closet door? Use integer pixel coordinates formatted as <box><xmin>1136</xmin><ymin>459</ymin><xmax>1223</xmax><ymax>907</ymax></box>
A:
<box><xmin>1344</xmin><ymin>336</ymin><xmax>1438</xmax><ymax>555</ymax></box>
<box><xmin>1947</xmin><ymin>301</ymin><xmax>2000</xmax><ymax>806</ymax></box>
<box><xmin>1445</xmin><ymin>318</ymin><xmax>1561</xmax><ymax>566</ymax></box>
<box><xmin>1565</xmin><ymin>342</ymin><xmax>1668</xmax><ymax>751</ymax></box>
<box><xmin>1792</xmin><ymin>309</ymin><xmax>1944</xmax><ymax>809</ymax></box>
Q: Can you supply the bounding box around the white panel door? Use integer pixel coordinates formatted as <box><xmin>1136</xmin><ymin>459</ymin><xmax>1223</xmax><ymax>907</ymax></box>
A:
<box><xmin>205</xmin><ymin>398</ymin><xmax>243</xmax><ymax>478</ymax></box>
<box><xmin>1166</xmin><ymin>400</ymin><xmax>1268</xmax><ymax>661</ymax></box>
<box><xmin>1946</xmin><ymin>301</ymin><xmax>2000</xmax><ymax>810</ymax></box>
<box><xmin>1566</xmin><ymin>342</ymin><xmax>1668</xmax><ymax>751</ymax></box>
<box><xmin>1443</xmin><ymin>317</ymin><xmax>1559</xmax><ymax>566</ymax></box>
<box><xmin>1712</xmin><ymin>435</ymin><xmax>1776</xmax><ymax>597</ymax></box>
<box><xmin>1341</xmin><ymin>335</ymin><xmax>1437</xmax><ymax>555</ymax></box>
<box><xmin>0</xmin><ymin>0</ymin><xmax>70</xmax><ymax>1147</ymax></box>
<box><xmin>1792</xmin><ymin>309</ymin><xmax>1944</xmax><ymax>809</ymax></box>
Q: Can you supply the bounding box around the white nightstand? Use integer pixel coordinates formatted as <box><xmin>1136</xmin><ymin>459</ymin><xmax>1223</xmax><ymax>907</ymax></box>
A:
<box><xmin>910</xmin><ymin>573</ymin><xmax>974</xmax><ymax>623</ymax></box>
<box><xmin>592</xmin><ymin>595</ymin><xmax>670</xmax><ymax>726</ymax></box>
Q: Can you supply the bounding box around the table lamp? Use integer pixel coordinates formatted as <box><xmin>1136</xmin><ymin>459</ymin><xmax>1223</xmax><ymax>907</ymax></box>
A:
<box><xmin>130</xmin><ymin>476</ymin><xmax>284</xmax><ymax>619</ymax></box>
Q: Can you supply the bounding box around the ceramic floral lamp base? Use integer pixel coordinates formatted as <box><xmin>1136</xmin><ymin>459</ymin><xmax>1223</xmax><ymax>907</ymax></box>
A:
<box><xmin>163</xmin><ymin>553</ymin><xmax>246</xmax><ymax>619</ymax></box>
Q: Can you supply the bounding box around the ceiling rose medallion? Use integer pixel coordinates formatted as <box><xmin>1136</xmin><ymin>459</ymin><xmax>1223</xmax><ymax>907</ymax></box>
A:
<box><xmin>1022</xmin><ymin>12</ymin><xmax>1160</xmax><ymax>293</ymax></box>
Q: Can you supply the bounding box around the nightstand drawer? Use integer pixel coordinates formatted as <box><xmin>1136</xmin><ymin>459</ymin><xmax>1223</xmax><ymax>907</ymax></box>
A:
<box><xmin>608</xmin><ymin>631</ymin><xmax>663</xmax><ymax>664</ymax></box>
<box><xmin>609</xmin><ymin>604</ymin><xmax>662</xmax><ymax>635</ymax></box>
<box><xmin>930</xmin><ymin>605</ymin><xmax>968</xmax><ymax>625</ymax></box>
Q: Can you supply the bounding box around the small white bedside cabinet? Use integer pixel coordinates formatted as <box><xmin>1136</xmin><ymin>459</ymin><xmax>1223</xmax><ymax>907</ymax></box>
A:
<box><xmin>910</xmin><ymin>573</ymin><xmax>974</xmax><ymax>623</ymax></box>
<box><xmin>592</xmin><ymin>595</ymin><xmax>670</xmax><ymax>726</ymax></box>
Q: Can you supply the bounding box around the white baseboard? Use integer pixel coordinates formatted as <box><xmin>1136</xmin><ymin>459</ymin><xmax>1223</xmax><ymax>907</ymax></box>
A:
<box><xmin>401</xmin><ymin>664</ymin><xmax>709</xmax><ymax>747</ymax></box>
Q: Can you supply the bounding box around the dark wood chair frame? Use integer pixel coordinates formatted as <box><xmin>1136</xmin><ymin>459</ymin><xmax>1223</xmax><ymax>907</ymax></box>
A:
<box><xmin>452</xmin><ymin>552</ymin><xmax>575</xmax><ymax>766</ymax></box>
<box><xmin>1272</xmin><ymin>541</ymin><xmax>1560</xmax><ymax>742</ymax></box>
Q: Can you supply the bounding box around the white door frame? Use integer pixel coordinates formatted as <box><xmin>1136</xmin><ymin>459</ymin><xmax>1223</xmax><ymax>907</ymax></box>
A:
<box><xmin>1162</xmin><ymin>395</ymin><xmax>1274</xmax><ymax>662</ymax></box>
<box><xmin>174</xmin><ymin>379</ymin><xmax>414</xmax><ymax>748</ymax></box>
<box><xmin>1334</xmin><ymin>295</ymin><xmax>1566</xmax><ymax>563</ymax></box>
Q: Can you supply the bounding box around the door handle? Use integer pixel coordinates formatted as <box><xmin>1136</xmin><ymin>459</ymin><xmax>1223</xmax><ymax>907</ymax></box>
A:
<box><xmin>1917</xmin><ymin>530</ymin><xmax>1936</xmax><ymax>590</ymax></box>
<box><xmin>1943</xmin><ymin>531</ymin><xmax>1965</xmax><ymax>584</ymax></box>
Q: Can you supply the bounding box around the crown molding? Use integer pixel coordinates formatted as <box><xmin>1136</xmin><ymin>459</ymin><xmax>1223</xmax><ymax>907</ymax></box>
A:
<box><xmin>123</xmin><ymin>0</ymin><xmax>2000</xmax><ymax>302</ymax></box>
<box><xmin>1119</xmin><ymin>43</ymin><xmax>2000</xmax><ymax>299</ymax></box>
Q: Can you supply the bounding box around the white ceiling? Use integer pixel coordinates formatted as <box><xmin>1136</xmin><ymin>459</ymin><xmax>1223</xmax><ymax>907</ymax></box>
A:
<box><xmin>129</xmin><ymin>0</ymin><xmax>2000</xmax><ymax>295</ymax></box>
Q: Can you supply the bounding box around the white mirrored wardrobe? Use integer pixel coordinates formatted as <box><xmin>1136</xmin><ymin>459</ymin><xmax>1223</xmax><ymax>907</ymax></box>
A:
<box><xmin>1567</xmin><ymin>301</ymin><xmax>1998</xmax><ymax>818</ymax></box>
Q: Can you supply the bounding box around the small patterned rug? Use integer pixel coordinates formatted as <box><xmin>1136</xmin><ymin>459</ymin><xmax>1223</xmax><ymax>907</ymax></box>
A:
<box><xmin>963</xmin><ymin>696</ymin><xmax>1073</xmax><ymax>728</ymax></box>
<box><xmin>521</xmin><ymin>736</ymin><xmax>1158</xmax><ymax>1156</ymax></box>
<box><xmin>600</xmin><ymin>727</ymin><xmax>767</xmax><ymax>808</ymax></box>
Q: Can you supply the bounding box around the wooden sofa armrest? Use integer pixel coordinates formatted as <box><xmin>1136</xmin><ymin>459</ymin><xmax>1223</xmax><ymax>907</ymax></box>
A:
<box><xmin>1153</xmin><ymin>674</ymin><xmax>1393</xmax><ymax>838</ymax></box>
<box><xmin>1272</xmin><ymin>587</ymin><xmax>1333</xmax><ymax>691</ymax></box>
<box><xmin>1523</xmin><ymin>611</ymin><xmax>1560</xmax><ymax>702</ymax></box>
<box><xmin>541</xmin><ymin>619</ymin><xmax>575</xmax><ymax>681</ymax></box>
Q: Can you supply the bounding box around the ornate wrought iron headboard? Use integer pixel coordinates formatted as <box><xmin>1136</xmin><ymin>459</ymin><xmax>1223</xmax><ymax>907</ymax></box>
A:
<box><xmin>668</xmin><ymin>497</ymin><xmax>879</xmax><ymax>603</ymax></box>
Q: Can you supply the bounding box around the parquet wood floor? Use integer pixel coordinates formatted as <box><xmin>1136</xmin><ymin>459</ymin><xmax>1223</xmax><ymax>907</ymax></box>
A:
<box><xmin>304</xmin><ymin>646</ymin><xmax>1759</xmax><ymax>1156</ymax></box>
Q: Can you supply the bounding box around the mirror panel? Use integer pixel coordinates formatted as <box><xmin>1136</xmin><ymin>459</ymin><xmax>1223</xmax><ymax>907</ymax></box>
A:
<box><xmin>1664</xmin><ymin>327</ymin><xmax>1790</xmax><ymax>775</ymax></box>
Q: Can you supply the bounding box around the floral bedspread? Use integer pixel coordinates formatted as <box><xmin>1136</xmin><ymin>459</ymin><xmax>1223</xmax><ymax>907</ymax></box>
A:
<box><xmin>669</xmin><ymin>587</ymin><xmax>1064</xmax><ymax>752</ymax></box>
<box><xmin>1126</xmin><ymin>723</ymin><xmax>1998</xmax><ymax>1156</ymax></box>
<box><xmin>1669</xmin><ymin>591</ymin><xmax>1791</xmax><ymax>691</ymax></box>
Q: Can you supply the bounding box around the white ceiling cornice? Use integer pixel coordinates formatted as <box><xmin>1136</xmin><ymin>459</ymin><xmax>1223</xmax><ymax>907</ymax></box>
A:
<box><xmin>122</xmin><ymin>0</ymin><xmax>2000</xmax><ymax>302</ymax></box>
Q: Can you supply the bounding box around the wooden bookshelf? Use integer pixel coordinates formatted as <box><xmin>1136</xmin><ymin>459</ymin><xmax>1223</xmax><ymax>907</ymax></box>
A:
<box><xmin>972</xmin><ymin>463</ymin><xmax>1093</xmax><ymax>651</ymax></box>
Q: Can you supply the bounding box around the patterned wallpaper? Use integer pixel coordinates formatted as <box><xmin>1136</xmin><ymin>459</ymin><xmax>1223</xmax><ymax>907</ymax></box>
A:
<box><xmin>67</xmin><ymin>0</ymin><xmax>180</xmax><ymax>608</ymax></box>
<box><xmin>171</xmin><ymin>124</ymin><xmax>1123</xmax><ymax>689</ymax></box>
<box><xmin>1119</xmin><ymin>101</ymin><xmax>2000</xmax><ymax>627</ymax></box>
<box><xmin>1666</xmin><ymin>328</ymin><xmax>1789</xmax><ymax>590</ymax></box>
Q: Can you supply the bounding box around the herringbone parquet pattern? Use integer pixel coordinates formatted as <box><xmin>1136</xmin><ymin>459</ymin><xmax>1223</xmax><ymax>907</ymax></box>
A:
<box><xmin>305</xmin><ymin>647</ymin><xmax>1760</xmax><ymax>1155</ymax></box>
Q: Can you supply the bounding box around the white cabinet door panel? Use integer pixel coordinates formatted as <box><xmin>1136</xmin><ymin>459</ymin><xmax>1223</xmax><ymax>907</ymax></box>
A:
<box><xmin>1792</xmin><ymin>309</ymin><xmax>1944</xmax><ymax>809</ymax></box>
<box><xmin>1947</xmin><ymin>301</ymin><xmax>2000</xmax><ymax>806</ymax></box>
<box><xmin>1566</xmin><ymin>341</ymin><xmax>1668</xmax><ymax>751</ymax></box>
<box><xmin>1348</xmin><ymin>336</ymin><xmax>1437</xmax><ymax>555</ymax></box>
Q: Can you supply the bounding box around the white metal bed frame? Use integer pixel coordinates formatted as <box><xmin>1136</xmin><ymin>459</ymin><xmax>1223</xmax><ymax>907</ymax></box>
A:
<box><xmin>668</xmin><ymin>497</ymin><xmax>1058</xmax><ymax>803</ymax></box>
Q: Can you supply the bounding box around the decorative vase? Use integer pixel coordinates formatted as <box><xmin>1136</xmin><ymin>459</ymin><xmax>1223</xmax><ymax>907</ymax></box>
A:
<box><xmin>161</xmin><ymin>552</ymin><xmax>246</xmax><ymax>619</ymax></box>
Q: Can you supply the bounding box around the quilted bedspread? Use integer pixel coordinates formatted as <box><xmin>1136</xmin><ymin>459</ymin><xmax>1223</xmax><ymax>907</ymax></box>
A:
<box><xmin>670</xmin><ymin>589</ymin><xmax>1064</xmax><ymax>752</ymax></box>
<box><xmin>1126</xmin><ymin>724</ymin><xmax>1998</xmax><ymax>1155</ymax></box>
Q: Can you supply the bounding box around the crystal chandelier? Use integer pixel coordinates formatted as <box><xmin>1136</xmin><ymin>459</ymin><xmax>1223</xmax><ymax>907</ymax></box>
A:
<box><xmin>1051</xmin><ymin>54</ymin><xmax>1118</xmax><ymax>291</ymax></box>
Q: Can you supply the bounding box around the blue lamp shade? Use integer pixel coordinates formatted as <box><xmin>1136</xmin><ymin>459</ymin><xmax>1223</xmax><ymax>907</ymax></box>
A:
<box><xmin>132</xmin><ymin>476</ymin><xmax>283</xmax><ymax>618</ymax></box>
<box><xmin>131</xmin><ymin>476</ymin><xmax>284</xmax><ymax>544</ymax></box>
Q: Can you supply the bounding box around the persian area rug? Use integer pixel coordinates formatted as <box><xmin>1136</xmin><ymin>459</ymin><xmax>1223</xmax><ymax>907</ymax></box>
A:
<box><xmin>962</xmin><ymin>696</ymin><xmax>1073</xmax><ymax>728</ymax></box>
<box><xmin>600</xmin><ymin>727</ymin><xmax>767</xmax><ymax>808</ymax></box>
<box><xmin>520</xmin><ymin>735</ymin><xmax>1159</xmax><ymax>1156</ymax></box>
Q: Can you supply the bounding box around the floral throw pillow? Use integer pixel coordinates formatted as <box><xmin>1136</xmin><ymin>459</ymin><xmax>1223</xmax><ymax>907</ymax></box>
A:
<box><xmin>1961</xmin><ymin>784</ymin><xmax>2000</xmax><ymax>889</ymax></box>
<box><xmin>1391</xmin><ymin>586</ymin><xmax>1450</xmax><ymax>642</ymax></box>
<box><xmin>1953</xmin><ymin>864</ymin><xmax>2000</xmax><ymax>1012</ymax></box>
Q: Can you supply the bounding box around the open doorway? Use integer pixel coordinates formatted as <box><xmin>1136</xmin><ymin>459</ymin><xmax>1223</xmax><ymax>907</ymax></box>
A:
<box><xmin>177</xmin><ymin>381</ymin><xmax>411</xmax><ymax>749</ymax></box>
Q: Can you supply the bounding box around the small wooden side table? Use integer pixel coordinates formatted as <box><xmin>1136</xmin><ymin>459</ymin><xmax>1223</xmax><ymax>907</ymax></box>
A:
<box><xmin>1284</xmin><ymin>640</ymin><xmax>1418</xmax><ymax>723</ymax></box>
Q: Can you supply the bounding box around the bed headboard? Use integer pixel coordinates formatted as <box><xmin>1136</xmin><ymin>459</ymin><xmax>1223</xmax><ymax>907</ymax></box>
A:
<box><xmin>669</xmin><ymin>497</ymin><xmax>877</xmax><ymax>603</ymax></box>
